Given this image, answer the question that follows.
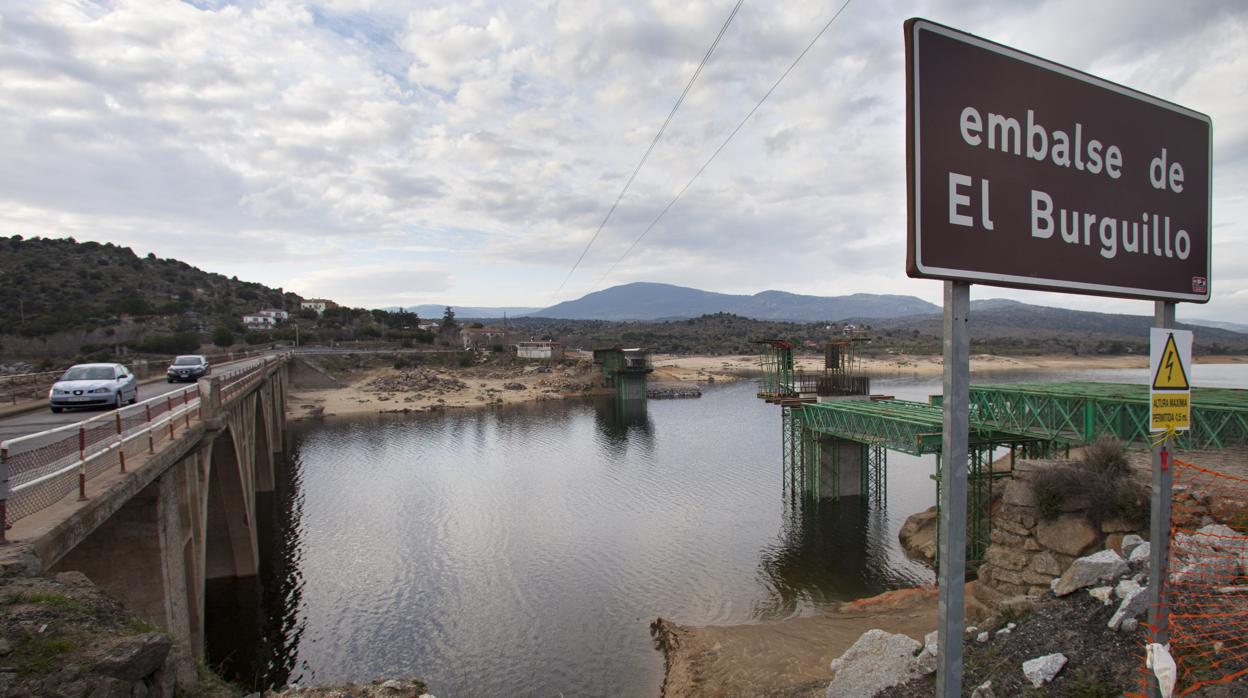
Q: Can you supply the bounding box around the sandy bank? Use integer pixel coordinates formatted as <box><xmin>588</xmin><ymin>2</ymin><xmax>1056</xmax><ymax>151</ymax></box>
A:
<box><xmin>288</xmin><ymin>352</ymin><xmax>1246</xmax><ymax>420</ymax></box>
<box><xmin>656</xmin><ymin>352</ymin><xmax>1247</xmax><ymax>380</ymax></box>
<box><xmin>651</xmin><ymin>585</ymin><xmax>990</xmax><ymax>697</ymax></box>
<box><xmin>288</xmin><ymin>358</ymin><xmax>614</xmax><ymax>420</ymax></box>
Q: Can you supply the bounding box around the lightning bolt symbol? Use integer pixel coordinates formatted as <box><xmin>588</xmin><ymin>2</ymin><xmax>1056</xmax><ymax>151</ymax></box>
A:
<box><xmin>1165</xmin><ymin>353</ymin><xmax>1175</xmax><ymax>381</ymax></box>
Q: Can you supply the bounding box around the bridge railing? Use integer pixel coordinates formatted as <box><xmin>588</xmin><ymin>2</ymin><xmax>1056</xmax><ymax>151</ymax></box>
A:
<box><xmin>0</xmin><ymin>385</ymin><xmax>202</xmax><ymax>539</ymax></box>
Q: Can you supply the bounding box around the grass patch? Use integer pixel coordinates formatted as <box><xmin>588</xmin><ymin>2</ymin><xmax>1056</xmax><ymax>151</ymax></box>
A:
<box><xmin>7</xmin><ymin>631</ymin><xmax>82</xmax><ymax>676</ymax></box>
<box><xmin>123</xmin><ymin>616</ymin><xmax>159</xmax><ymax>635</ymax></box>
<box><xmin>1</xmin><ymin>592</ymin><xmax>89</xmax><ymax>614</ymax></box>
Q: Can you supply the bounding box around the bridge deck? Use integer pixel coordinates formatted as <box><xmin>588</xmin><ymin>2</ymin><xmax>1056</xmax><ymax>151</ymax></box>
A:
<box><xmin>792</xmin><ymin>398</ymin><xmax>1045</xmax><ymax>456</ymax></box>
<box><xmin>962</xmin><ymin>381</ymin><xmax>1248</xmax><ymax>450</ymax></box>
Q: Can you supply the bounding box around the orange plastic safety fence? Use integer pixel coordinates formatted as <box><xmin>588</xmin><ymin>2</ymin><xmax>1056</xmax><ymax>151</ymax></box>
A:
<box><xmin>1135</xmin><ymin>458</ymin><xmax>1248</xmax><ymax>696</ymax></box>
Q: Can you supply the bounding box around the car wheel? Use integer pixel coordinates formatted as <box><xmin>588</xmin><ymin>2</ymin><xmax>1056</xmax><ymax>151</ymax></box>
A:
<box><xmin>167</xmin><ymin>377</ymin><xmax>174</xmax><ymax>383</ymax></box>
<box><xmin>114</xmin><ymin>392</ymin><xmax>122</xmax><ymax>409</ymax></box>
<box><xmin>51</xmin><ymin>406</ymin><xmax>63</xmax><ymax>413</ymax></box>
<box><xmin>129</xmin><ymin>389</ymin><xmax>138</xmax><ymax>405</ymax></box>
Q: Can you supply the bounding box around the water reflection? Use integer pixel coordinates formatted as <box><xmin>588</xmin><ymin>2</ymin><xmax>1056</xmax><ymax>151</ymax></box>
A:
<box><xmin>755</xmin><ymin>495</ymin><xmax>897</xmax><ymax>618</ymax></box>
<box><xmin>205</xmin><ymin>449</ymin><xmax>307</xmax><ymax>690</ymax></box>
<box><xmin>593</xmin><ymin>397</ymin><xmax>653</xmax><ymax>451</ymax></box>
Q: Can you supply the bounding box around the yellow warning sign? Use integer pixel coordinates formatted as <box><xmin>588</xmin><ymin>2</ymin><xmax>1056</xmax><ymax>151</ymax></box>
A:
<box><xmin>1150</xmin><ymin>328</ymin><xmax>1193</xmax><ymax>433</ymax></box>
<box><xmin>1152</xmin><ymin>333</ymin><xmax>1191</xmax><ymax>391</ymax></box>
<box><xmin>1151</xmin><ymin>393</ymin><xmax>1190</xmax><ymax>431</ymax></box>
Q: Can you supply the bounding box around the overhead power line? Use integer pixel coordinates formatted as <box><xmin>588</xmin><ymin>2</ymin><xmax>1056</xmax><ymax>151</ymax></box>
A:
<box><xmin>589</xmin><ymin>0</ymin><xmax>854</xmax><ymax>293</ymax></box>
<box><xmin>551</xmin><ymin>0</ymin><xmax>746</xmax><ymax>301</ymax></box>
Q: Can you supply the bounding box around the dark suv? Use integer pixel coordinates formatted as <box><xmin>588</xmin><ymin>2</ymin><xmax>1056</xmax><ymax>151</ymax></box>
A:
<box><xmin>166</xmin><ymin>355</ymin><xmax>210</xmax><ymax>383</ymax></box>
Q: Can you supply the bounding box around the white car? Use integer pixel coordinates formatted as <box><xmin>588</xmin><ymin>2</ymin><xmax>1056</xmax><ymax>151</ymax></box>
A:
<box><xmin>48</xmin><ymin>363</ymin><xmax>139</xmax><ymax>412</ymax></box>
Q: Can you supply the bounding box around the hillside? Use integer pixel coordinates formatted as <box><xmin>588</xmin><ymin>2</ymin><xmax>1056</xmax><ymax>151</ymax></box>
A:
<box><xmin>535</xmin><ymin>282</ymin><xmax>939</xmax><ymax>321</ymax></box>
<box><xmin>0</xmin><ymin>236</ymin><xmax>297</xmax><ymax>338</ymax></box>
<box><xmin>504</xmin><ymin>305</ymin><xmax>1248</xmax><ymax>357</ymax></box>
<box><xmin>0</xmin><ymin>236</ymin><xmax>315</xmax><ymax>361</ymax></box>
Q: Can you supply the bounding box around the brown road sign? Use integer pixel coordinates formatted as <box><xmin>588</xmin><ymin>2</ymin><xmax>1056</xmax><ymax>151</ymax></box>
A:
<box><xmin>905</xmin><ymin>19</ymin><xmax>1212</xmax><ymax>303</ymax></box>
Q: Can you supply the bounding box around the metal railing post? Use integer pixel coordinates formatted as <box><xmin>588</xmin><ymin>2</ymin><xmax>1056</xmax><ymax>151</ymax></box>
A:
<box><xmin>77</xmin><ymin>425</ymin><xmax>87</xmax><ymax>501</ymax></box>
<box><xmin>115</xmin><ymin>410</ymin><xmax>126</xmax><ymax>473</ymax></box>
<box><xmin>146</xmin><ymin>404</ymin><xmax>154</xmax><ymax>453</ymax></box>
<box><xmin>168</xmin><ymin>396</ymin><xmax>176</xmax><ymax>439</ymax></box>
<box><xmin>183</xmin><ymin>389</ymin><xmax>191</xmax><ymax>428</ymax></box>
<box><xmin>0</xmin><ymin>445</ymin><xmax>9</xmax><ymax>543</ymax></box>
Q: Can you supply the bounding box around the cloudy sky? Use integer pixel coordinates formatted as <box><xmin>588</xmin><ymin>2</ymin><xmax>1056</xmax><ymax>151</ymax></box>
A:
<box><xmin>3</xmin><ymin>0</ymin><xmax>1246</xmax><ymax>321</ymax></box>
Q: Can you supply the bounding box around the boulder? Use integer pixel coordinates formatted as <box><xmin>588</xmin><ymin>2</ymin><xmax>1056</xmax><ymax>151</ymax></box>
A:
<box><xmin>914</xmin><ymin>631</ymin><xmax>939</xmax><ymax>675</ymax></box>
<box><xmin>1116</xmin><ymin>579</ymin><xmax>1142</xmax><ymax>600</ymax></box>
<box><xmin>825</xmin><ymin>629</ymin><xmax>924</xmax><ymax>698</ymax></box>
<box><xmin>1022</xmin><ymin>653</ymin><xmax>1068</xmax><ymax>687</ymax></box>
<box><xmin>1121</xmin><ymin>534</ymin><xmax>1146</xmax><ymax>558</ymax></box>
<box><xmin>1002</xmin><ymin>480</ymin><xmax>1037</xmax><ymax>507</ymax></box>
<box><xmin>1129</xmin><ymin>542</ymin><xmax>1151</xmax><ymax>567</ymax></box>
<box><xmin>1088</xmin><ymin>586</ymin><xmax>1114</xmax><ymax>605</ymax></box>
<box><xmin>970</xmin><ymin>680</ymin><xmax>996</xmax><ymax>698</ymax></box>
<box><xmin>1101</xmin><ymin>518</ymin><xmax>1136</xmax><ymax>533</ymax></box>
<box><xmin>1035</xmin><ymin>515</ymin><xmax>1099</xmax><ymax>557</ymax></box>
<box><xmin>1029</xmin><ymin>550</ymin><xmax>1066</xmax><ymax>577</ymax></box>
<box><xmin>1053</xmin><ymin>550</ymin><xmax>1128</xmax><ymax>597</ymax></box>
<box><xmin>1193</xmin><ymin>523</ymin><xmax>1243</xmax><ymax>552</ymax></box>
<box><xmin>899</xmin><ymin>507</ymin><xmax>939</xmax><ymax>562</ymax></box>
<box><xmin>1109</xmin><ymin>586</ymin><xmax>1150</xmax><ymax>631</ymax></box>
<box><xmin>92</xmin><ymin>633</ymin><xmax>172</xmax><ymax>683</ymax></box>
<box><xmin>985</xmin><ymin>546</ymin><xmax>1032</xmax><ymax>572</ymax></box>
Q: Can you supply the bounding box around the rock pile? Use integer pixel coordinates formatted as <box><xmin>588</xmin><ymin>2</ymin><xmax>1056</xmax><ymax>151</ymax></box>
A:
<box><xmin>973</xmin><ymin>465</ymin><xmax>1147</xmax><ymax>609</ymax></box>
<box><xmin>366</xmin><ymin>370</ymin><xmax>468</xmax><ymax>396</ymax></box>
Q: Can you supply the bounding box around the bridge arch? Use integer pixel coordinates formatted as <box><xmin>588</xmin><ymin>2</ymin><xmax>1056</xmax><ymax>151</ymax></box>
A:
<box><xmin>204</xmin><ymin>425</ymin><xmax>258</xmax><ymax>582</ymax></box>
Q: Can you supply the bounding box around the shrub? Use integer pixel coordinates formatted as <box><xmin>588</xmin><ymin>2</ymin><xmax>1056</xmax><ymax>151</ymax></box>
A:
<box><xmin>211</xmin><ymin>327</ymin><xmax>234</xmax><ymax>348</ymax></box>
<box><xmin>1083</xmin><ymin>435</ymin><xmax>1130</xmax><ymax>479</ymax></box>
<box><xmin>1030</xmin><ymin>437</ymin><xmax>1147</xmax><ymax>528</ymax></box>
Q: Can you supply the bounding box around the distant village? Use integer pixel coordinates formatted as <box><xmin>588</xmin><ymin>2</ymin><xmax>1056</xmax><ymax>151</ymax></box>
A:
<box><xmin>238</xmin><ymin>298</ymin><xmax>565</xmax><ymax>360</ymax></box>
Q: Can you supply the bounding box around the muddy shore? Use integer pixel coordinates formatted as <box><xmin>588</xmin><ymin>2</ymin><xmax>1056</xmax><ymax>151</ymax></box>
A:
<box><xmin>288</xmin><ymin>352</ymin><xmax>1245</xmax><ymax>420</ymax></box>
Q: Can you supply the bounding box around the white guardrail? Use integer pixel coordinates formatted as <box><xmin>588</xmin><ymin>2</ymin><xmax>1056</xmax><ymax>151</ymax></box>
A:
<box><xmin>0</xmin><ymin>357</ymin><xmax>278</xmax><ymax>540</ymax></box>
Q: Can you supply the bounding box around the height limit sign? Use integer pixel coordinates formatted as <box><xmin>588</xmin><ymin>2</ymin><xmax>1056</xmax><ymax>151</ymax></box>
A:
<box><xmin>1150</xmin><ymin>328</ymin><xmax>1193</xmax><ymax>432</ymax></box>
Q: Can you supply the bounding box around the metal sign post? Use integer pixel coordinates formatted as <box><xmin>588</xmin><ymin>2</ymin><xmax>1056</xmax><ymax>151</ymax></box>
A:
<box><xmin>1147</xmin><ymin>301</ymin><xmax>1175</xmax><ymax>698</ymax></box>
<box><xmin>905</xmin><ymin>18</ymin><xmax>1212</xmax><ymax>697</ymax></box>
<box><xmin>936</xmin><ymin>280</ymin><xmax>970</xmax><ymax>697</ymax></box>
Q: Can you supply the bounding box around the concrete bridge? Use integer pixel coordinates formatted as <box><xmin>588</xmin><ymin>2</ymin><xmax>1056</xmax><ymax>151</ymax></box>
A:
<box><xmin>0</xmin><ymin>354</ymin><xmax>291</xmax><ymax>676</ymax></box>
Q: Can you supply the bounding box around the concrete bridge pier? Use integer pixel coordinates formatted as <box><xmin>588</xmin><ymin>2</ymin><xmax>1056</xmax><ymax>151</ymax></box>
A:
<box><xmin>817</xmin><ymin>436</ymin><xmax>864</xmax><ymax>499</ymax></box>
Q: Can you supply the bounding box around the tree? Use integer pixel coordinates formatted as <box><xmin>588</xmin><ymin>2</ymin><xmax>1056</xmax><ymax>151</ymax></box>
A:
<box><xmin>441</xmin><ymin>306</ymin><xmax>458</xmax><ymax>331</ymax></box>
<box><xmin>212</xmin><ymin>326</ymin><xmax>235</xmax><ymax>348</ymax></box>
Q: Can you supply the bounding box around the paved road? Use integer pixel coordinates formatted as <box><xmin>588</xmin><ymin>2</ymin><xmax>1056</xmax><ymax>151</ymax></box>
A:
<box><xmin>0</xmin><ymin>357</ymin><xmax>267</xmax><ymax>443</ymax></box>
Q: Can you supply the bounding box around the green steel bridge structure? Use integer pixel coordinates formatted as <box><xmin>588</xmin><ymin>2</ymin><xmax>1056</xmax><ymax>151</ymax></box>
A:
<box><xmin>771</xmin><ymin>380</ymin><xmax>1248</xmax><ymax>565</ymax></box>
<box><xmin>781</xmin><ymin>398</ymin><xmax>1051</xmax><ymax>562</ymax></box>
<box><xmin>958</xmin><ymin>382</ymin><xmax>1248</xmax><ymax>451</ymax></box>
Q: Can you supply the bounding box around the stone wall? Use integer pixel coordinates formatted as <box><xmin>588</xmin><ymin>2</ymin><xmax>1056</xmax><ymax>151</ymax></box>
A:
<box><xmin>974</xmin><ymin>461</ymin><xmax>1147</xmax><ymax>608</ymax></box>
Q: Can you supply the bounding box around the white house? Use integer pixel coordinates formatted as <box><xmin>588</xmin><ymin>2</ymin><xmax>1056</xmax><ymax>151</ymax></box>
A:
<box><xmin>300</xmin><ymin>299</ymin><xmax>336</xmax><ymax>315</ymax></box>
<box><xmin>242</xmin><ymin>314</ymin><xmax>277</xmax><ymax>328</ymax></box>
<box><xmin>258</xmin><ymin>308</ymin><xmax>289</xmax><ymax>321</ymax></box>
<box><xmin>514</xmin><ymin>341</ymin><xmax>564</xmax><ymax>360</ymax></box>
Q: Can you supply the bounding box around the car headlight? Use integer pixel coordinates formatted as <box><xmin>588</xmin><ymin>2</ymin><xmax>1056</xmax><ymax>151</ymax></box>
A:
<box><xmin>88</xmin><ymin>387</ymin><xmax>110</xmax><ymax>394</ymax></box>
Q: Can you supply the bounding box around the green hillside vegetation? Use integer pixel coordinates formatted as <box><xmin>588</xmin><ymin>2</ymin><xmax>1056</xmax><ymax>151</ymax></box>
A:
<box><xmin>2</xmin><ymin>236</ymin><xmax>293</xmax><ymax>338</ymax></box>
<box><xmin>0</xmin><ymin>236</ymin><xmax>435</xmax><ymax>362</ymax></box>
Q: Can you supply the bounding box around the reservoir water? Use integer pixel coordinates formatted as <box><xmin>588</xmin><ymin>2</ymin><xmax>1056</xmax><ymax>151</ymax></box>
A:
<box><xmin>209</xmin><ymin>364</ymin><xmax>1247</xmax><ymax>696</ymax></box>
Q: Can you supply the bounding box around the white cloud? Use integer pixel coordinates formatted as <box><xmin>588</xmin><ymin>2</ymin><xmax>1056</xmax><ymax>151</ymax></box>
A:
<box><xmin>0</xmin><ymin>0</ymin><xmax>1244</xmax><ymax>320</ymax></box>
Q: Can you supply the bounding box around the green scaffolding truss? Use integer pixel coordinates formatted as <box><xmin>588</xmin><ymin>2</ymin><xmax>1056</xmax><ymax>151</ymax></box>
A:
<box><xmin>959</xmin><ymin>382</ymin><xmax>1248</xmax><ymax>450</ymax></box>
<box><xmin>758</xmin><ymin>340</ymin><xmax>796</xmax><ymax>399</ymax></box>
<box><xmin>784</xmin><ymin>398</ymin><xmax>1050</xmax><ymax>565</ymax></box>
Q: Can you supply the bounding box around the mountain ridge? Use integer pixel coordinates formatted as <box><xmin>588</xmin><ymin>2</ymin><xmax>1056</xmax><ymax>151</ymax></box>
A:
<box><xmin>532</xmin><ymin>282</ymin><xmax>940</xmax><ymax>321</ymax></box>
